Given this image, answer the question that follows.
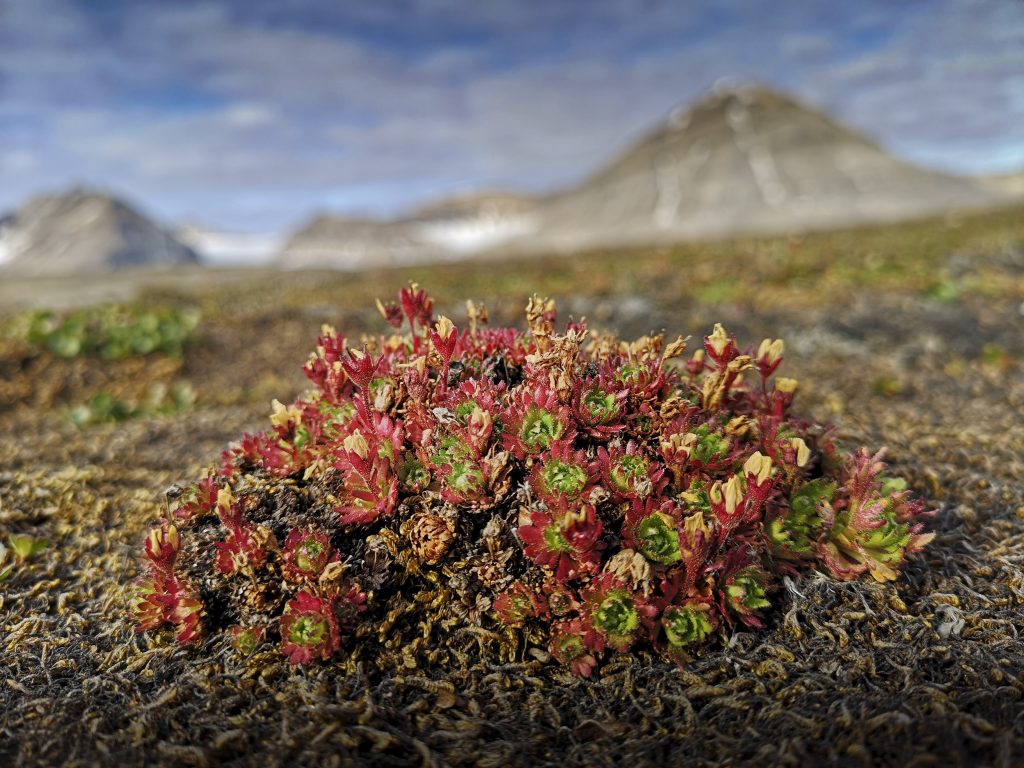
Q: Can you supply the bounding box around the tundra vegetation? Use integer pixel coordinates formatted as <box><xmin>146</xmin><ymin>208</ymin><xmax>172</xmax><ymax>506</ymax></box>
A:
<box><xmin>1</xmin><ymin>204</ymin><xmax>1023</xmax><ymax>765</ymax></box>
<box><xmin>133</xmin><ymin>285</ymin><xmax>933</xmax><ymax>675</ymax></box>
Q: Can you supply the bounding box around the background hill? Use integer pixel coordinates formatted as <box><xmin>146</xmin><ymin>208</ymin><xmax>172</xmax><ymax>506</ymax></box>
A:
<box><xmin>0</xmin><ymin>189</ymin><xmax>197</xmax><ymax>276</ymax></box>
<box><xmin>280</xmin><ymin>193</ymin><xmax>535</xmax><ymax>269</ymax></box>
<box><xmin>518</xmin><ymin>85</ymin><xmax>1003</xmax><ymax>253</ymax></box>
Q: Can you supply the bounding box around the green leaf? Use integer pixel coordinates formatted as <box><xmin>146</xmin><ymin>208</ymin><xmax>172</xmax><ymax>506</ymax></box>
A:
<box><xmin>9</xmin><ymin>534</ymin><xmax>47</xmax><ymax>561</ymax></box>
<box><xmin>635</xmin><ymin>512</ymin><xmax>682</xmax><ymax>564</ymax></box>
<box><xmin>663</xmin><ymin>605</ymin><xmax>713</xmax><ymax>647</ymax></box>
<box><xmin>879</xmin><ymin>476</ymin><xmax>908</xmax><ymax>496</ymax></box>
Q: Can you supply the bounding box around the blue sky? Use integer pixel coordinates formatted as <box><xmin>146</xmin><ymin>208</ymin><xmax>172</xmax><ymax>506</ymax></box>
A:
<box><xmin>1</xmin><ymin>0</ymin><xmax>1023</xmax><ymax>232</ymax></box>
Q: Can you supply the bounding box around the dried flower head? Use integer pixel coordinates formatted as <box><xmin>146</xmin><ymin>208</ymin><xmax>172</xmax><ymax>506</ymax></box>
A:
<box><xmin>406</xmin><ymin>511</ymin><xmax>456</xmax><ymax>565</ymax></box>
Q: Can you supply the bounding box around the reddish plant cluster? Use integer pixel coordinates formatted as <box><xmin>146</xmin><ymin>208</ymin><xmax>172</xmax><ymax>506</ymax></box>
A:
<box><xmin>133</xmin><ymin>285</ymin><xmax>933</xmax><ymax>674</ymax></box>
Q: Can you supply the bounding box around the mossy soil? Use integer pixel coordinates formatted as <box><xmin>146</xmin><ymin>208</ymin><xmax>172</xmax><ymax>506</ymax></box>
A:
<box><xmin>2</xmin><ymin>208</ymin><xmax>1024</xmax><ymax>767</ymax></box>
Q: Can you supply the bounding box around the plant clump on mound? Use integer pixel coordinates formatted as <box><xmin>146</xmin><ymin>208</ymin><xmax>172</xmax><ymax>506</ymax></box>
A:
<box><xmin>132</xmin><ymin>285</ymin><xmax>934</xmax><ymax>676</ymax></box>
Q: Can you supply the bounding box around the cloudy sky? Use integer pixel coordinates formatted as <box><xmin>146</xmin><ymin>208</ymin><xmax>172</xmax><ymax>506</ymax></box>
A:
<box><xmin>2</xmin><ymin>0</ymin><xmax>1022</xmax><ymax>233</ymax></box>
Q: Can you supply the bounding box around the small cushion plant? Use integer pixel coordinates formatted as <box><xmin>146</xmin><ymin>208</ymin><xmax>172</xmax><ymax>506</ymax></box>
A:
<box><xmin>132</xmin><ymin>285</ymin><xmax>933</xmax><ymax>675</ymax></box>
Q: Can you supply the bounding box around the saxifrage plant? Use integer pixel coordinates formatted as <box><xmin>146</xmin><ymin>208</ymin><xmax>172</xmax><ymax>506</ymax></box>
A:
<box><xmin>132</xmin><ymin>285</ymin><xmax>933</xmax><ymax>675</ymax></box>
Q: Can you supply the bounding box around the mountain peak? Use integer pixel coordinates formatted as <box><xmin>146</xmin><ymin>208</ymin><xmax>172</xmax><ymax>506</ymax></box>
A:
<box><xmin>665</xmin><ymin>83</ymin><xmax>798</xmax><ymax>128</ymax></box>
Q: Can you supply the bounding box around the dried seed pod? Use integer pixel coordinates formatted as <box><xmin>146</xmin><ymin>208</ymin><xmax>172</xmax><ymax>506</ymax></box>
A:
<box><xmin>405</xmin><ymin>511</ymin><xmax>456</xmax><ymax>565</ymax></box>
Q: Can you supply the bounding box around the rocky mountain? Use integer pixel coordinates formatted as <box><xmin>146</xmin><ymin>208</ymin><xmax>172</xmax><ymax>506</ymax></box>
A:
<box><xmin>280</xmin><ymin>192</ymin><xmax>535</xmax><ymax>269</ymax></box>
<box><xmin>0</xmin><ymin>189</ymin><xmax>198</xmax><ymax>276</ymax></box>
<box><xmin>520</xmin><ymin>85</ymin><xmax>1004</xmax><ymax>253</ymax></box>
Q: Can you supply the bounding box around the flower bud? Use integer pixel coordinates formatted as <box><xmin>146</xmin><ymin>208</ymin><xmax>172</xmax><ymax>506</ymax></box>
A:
<box><xmin>724</xmin><ymin>475</ymin><xmax>744</xmax><ymax>515</ymax></box>
<box><xmin>775</xmin><ymin>377</ymin><xmax>799</xmax><ymax>394</ymax></box>
<box><xmin>216</xmin><ymin>486</ymin><xmax>234</xmax><ymax>514</ymax></box>
<box><xmin>468</xmin><ymin>405</ymin><xmax>491</xmax><ymax>435</ymax></box>
<box><xmin>434</xmin><ymin>315</ymin><xmax>455</xmax><ymax>341</ymax></box>
<box><xmin>757</xmin><ymin>338</ymin><xmax>784</xmax><ymax>366</ymax></box>
<box><xmin>343</xmin><ymin>430</ymin><xmax>370</xmax><ymax>459</ymax></box>
<box><xmin>743</xmin><ymin>451</ymin><xmax>773</xmax><ymax>485</ymax></box>
<box><xmin>710</xmin><ymin>477</ymin><xmax>744</xmax><ymax>516</ymax></box>
<box><xmin>269</xmin><ymin>398</ymin><xmax>301</xmax><ymax>429</ymax></box>
<box><xmin>660</xmin><ymin>431</ymin><xmax>696</xmax><ymax>459</ymax></box>
<box><xmin>706</xmin><ymin>324</ymin><xmax>730</xmax><ymax>357</ymax></box>
<box><xmin>791</xmin><ymin>437</ymin><xmax>810</xmax><ymax>468</ymax></box>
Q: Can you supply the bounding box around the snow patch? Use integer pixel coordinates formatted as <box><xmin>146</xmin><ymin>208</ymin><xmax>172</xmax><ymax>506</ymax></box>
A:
<box><xmin>653</xmin><ymin>154</ymin><xmax>683</xmax><ymax>228</ymax></box>
<box><xmin>413</xmin><ymin>213</ymin><xmax>536</xmax><ymax>255</ymax></box>
<box><xmin>0</xmin><ymin>223</ymin><xmax>28</xmax><ymax>265</ymax></box>
<box><xmin>177</xmin><ymin>228</ymin><xmax>285</xmax><ymax>266</ymax></box>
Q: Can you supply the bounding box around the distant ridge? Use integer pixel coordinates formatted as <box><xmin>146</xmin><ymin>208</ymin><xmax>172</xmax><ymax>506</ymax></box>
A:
<box><xmin>281</xmin><ymin>193</ymin><xmax>535</xmax><ymax>269</ymax></box>
<box><xmin>278</xmin><ymin>84</ymin><xmax>1010</xmax><ymax>268</ymax></box>
<box><xmin>0</xmin><ymin>188</ymin><xmax>198</xmax><ymax>276</ymax></box>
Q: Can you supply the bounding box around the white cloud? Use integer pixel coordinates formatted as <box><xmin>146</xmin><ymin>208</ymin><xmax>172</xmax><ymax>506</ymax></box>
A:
<box><xmin>780</xmin><ymin>34</ymin><xmax>833</xmax><ymax>59</ymax></box>
<box><xmin>800</xmin><ymin>0</ymin><xmax>1024</xmax><ymax>173</ymax></box>
<box><xmin>221</xmin><ymin>103</ymin><xmax>277</xmax><ymax>127</ymax></box>
<box><xmin>2</xmin><ymin>150</ymin><xmax>38</xmax><ymax>172</ymax></box>
<box><xmin>1</xmin><ymin>0</ymin><xmax>1021</xmax><ymax>230</ymax></box>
